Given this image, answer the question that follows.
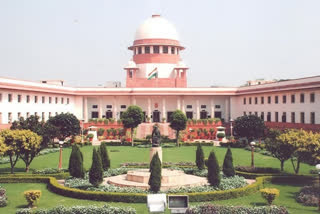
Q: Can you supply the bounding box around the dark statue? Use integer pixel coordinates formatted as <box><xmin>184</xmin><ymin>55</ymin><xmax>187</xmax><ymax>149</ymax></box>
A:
<box><xmin>151</xmin><ymin>125</ymin><xmax>161</xmax><ymax>147</ymax></box>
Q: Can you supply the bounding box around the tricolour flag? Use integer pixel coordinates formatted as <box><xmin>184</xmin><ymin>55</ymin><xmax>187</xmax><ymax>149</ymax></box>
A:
<box><xmin>147</xmin><ymin>67</ymin><xmax>158</xmax><ymax>80</ymax></box>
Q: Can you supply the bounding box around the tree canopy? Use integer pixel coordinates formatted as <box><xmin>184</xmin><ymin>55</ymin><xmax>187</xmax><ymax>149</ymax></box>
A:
<box><xmin>46</xmin><ymin>113</ymin><xmax>80</xmax><ymax>140</ymax></box>
<box><xmin>169</xmin><ymin>110</ymin><xmax>187</xmax><ymax>146</ymax></box>
<box><xmin>233</xmin><ymin>115</ymin><xmax>265</xmax><ymax>143</ymax></box>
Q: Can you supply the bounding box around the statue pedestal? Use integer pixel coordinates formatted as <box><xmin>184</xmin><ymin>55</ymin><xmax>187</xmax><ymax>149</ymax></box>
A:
<box><xmin>150</xmin><ymin>147</ymin><xmax>162</xmax><ymax>163</ymax></box>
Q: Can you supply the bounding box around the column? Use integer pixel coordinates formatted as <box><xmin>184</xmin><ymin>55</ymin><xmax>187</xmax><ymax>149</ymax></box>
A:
<box><xmin>225</xmin><ymin>98</ymin><xmax>229</xmax><ymax>122</ymax></box>
<box><xmin>162</xmin><ymin>97</ymin><xmax>166</xmax><ymax>121</ymax></box>
<box><xmin>99</xmin><ymin>97</ymin><xmax>103</xmax><ymax>119</ymax></box>
<box><xmin>113</xmin><ymin>96</ymin><xmax>118</xmax><ymax>120</ymax></box>
<box><xmin>210</xmin><ymin>99</ymin><xmax>215</xmax><ymax>118</ymax></box>
<box><xmin>196</xmin><ymin>99</ymin><xmax>200</xmax><ymax>119</ymax></box>
<box><xmin>133</xmin><ymin>96</ymin><xmax>136</xmax><ymax>105</ymax></box>
<box><xmin>148</xmin><ymin>98</ymin><xmax>151</xmax><ymax>118</ymax></box>
<box><xmin>177</xmin><ymin>96</ymin><xmax>181</xmax><ymax>110</ymax></box>
<box><xmin>83</xmin><ymin>97</ymin><xmax>88</xmax><ymax>122</ymax></box>
<box><xmin>181</xmin><ymin>97</ymin><xmax>185</xmax><ymax>113</ymax></box>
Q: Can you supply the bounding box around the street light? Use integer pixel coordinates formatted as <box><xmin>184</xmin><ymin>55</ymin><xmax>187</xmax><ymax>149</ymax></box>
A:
<box><xmin>230</xmin><ymin>119</ymin><xmax>234</xmax><ymax>137</ymax></box>
<box><xmin>316</xmin><ymin>164</ymin><xmax>320</xmax><ymax>211</ymax></box>
<box><xmin>81</xmin><ymin>119</ymin><xmax>85</xmax><ymax>144</ymax></box>
<box><xmin>58</xmin><ymin>141</ymin><xmax>64</xmax><ymax>170</ymax></box>
<box><xmin>250</xmin><ymin>141</ymin><xmax>256</xmax><ymax>168</ymax></box>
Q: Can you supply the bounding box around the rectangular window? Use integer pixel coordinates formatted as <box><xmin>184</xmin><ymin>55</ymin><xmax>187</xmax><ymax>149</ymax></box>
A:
<box><xmin>254</xmin><ymin>97</ymin><xmax>258</xmax><ymax>104</ymax></box>
<box><xmin>106</xmin><ymin>105</ymin><xmax>112</xmax><ymax>108</ymax></box>
<box><xmin>291</xmin><ymin>94</ymin><xmax>295</xmax><ymax>103</ymax></box>
<box><xmin>42</xmin><ymin>96</ymin><xmax>45</xmax><ymax>103</ymax></box>
<box><xmin>291</xmin><ymin>112</ymin><xmax>295</xmax><ymax>123</ymax></box>
<box><xmin>138</xmin><ymin>47</ymin><xmax>142</xmax><ymax>54</ymax></box>
<box><xmin>42</xmin><ymin>112</ymin><xmax>45</xmax><ymax>121</ymax></box>
<box><xmin>310</xmin><ymin>112</ymin><xmax>315</xmax><ymax>124</ymax></box>
<box><xmin>55</xmin><ymin>97</ymin><xmax>58</xmax><ymax>104</ymax></box>
<box><xmin>282</xmin><ymin>112</ymin><xmax>286</xmax><ymax>123</ymax></box>
<box><xmin>67</xmin><ymin>98</ymin><xmax>69</xmax><ymax>104</ymax></box>
<box><xmin>243</xmin><ymin>98</ymin><xmax>246</xmax><ymax>105</ymax></box>
<box><xmin>17</xmin><ymin>112</ymin><xmax>21</xmax><ymax>119</ymax></box>
<box><xmin>34</xmin><ymin>96</ymin><xmax>38</xmax><ymax>103</ymax></box>
<box><xmin>300</xmin><ymin>112</ymin><xmax>305</xmax><ymax>124</ymax></box>
<box><xmin>171</xmin><ymin>47</ymin><xmax>175</xmax><ymax>54</ymax></box>
<box><xmin>310</xmin><ymin>93</ymin><xmax>315</xmax><ymax>103</ymax></box>
<box><xmin>275</xmin><ymin>96</ymin><xmax>279</xmax><ymax>104</ymax></box>
<box><xmin>26</xmin><ymin>95</ymin><xmax>30</xmax><ymax>103</ymax></box>
<box><xmin>282</xmin><ymin>95</ymin><xmax>286</xmax><ymax>104</ymax></box>
<box><xmin>261</xmin><ymin>112</ymin><xmax>264</xmax><ymax>120</ymax></box>
<box><xmin>91</xmin><ymin>111</ymin><xmax>99</xmax><ymax>119</ymax></box>
<box><xmin>267</xmin><ymin>112</ymin><xmax>271</xmax><ymax>122</ymax></box>
<box><xmin>201</xmin><ymin>105</ymin><xmax>206</xmax><ymax>109</ymax></box>
<box><xmin>92</xmin><ymin>105</ymin><xmax>98</xmax><ymax>109</ymax></box>
<box><xmin>163</xmin><ymin>46</ymin><xmax>168</xmax><ymax>54</ymax></box>
<box><xmin>145</xmin><ymin>46</ymin><xmax>150</xmax><ymax>54</ymax></box>
<box><xmin>26</xmin><ymin>112</ymin><xmax>30</xmax><ymax>118</ymax></box>
<box><xmin>275</xmin><ymin>112</ymin><xmax>279</xmax><ymax>122</ymax></box>
<box><xmin>0</xmin><ymin>93</ymin><xmax>2</xmax><ymax>102</ymax></box>
<box><xmin>61</xmin><ymin>98</ymin><xmax>64</xmax><ymax>104</ymax></box>
<box><xmin>268</xmin><ymin>96</ymin><xmax>271</xmax><ymax>104</ymax></box>
<box><xmin>18</xmin><ymin>95</ymin><xmax>21</xmax><ymax>103</ymax></box>
<box><xmin>243</xmin><ymin>111</ymin><xmax>246</xmax><ymax>116</ymax></box>
<box><xmin>49</xmin><ymin>97</ymin><xmax>52</xmax><ymax>104</ymax></box>
<box><xmin>215</xmin><ymin>105</ymin><xmax>221</xmax><ymax>109</ymax></box>
<box><xmin>249</xmin><ymin>97</ymin><xmax>252</xmax><ymax>104</ymax></box>
<box><xmin>8</xmin><ymin>112</ymin><xmax>12</xmax><ymax>123</ymax></box>
<box><xmin>249</xmin><ymin>112</ymin><xmax>252</xmax><ymax>115</ymax></box>
<box><xmin>49</xmin><ymin>112</ymin><xmax>52</xmax><ymax>118</ymax></box>
<box><xmin>254</xmin><ymin>112</ymin><xmax>258</xmax><ymax>116</ymax></box>
<box><xmin>8</xmin><ymin>94</ymin><xmax>12</xmax><ymax>102</ymax></box>
<box><xmin>120</xmin><ymin>105</ymin><xmax>126</xmax><ymax>109</ymax></box>
<box><xmin>261</xmin><ymin>97</ymin><xmax>264</xmax><ymax>104</ymax></box>
<box><xmin>186</xmin><ymin>105</ymin><xmax>192</xmax><ymax>109</ymax></box>
<box><xmin>153</xmin><ymin>46</ymin><xmax>159</xmax><ymax>53</ymax></box>
<box><xmin>300</xmin><ymin>93</ymin><xmax>304</xmax><ymax>103</ymax></box>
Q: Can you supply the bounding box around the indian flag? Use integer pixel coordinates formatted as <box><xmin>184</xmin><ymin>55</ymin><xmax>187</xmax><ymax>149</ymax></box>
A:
<box><xmin>147</xmin><ymin>67</ymin><xmax>158</xmax><ymax>80</ymax></box>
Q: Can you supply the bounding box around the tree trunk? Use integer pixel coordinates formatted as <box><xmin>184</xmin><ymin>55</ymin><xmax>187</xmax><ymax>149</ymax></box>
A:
<box><xmin>25</xmin><ymin>165</ymin><xmax>30</xmax><ymax>172</ymax></box>
<box><xmin>176</xmin><ymin>130</ymin><xmax>179</xmax><ymax>147</ymax></box>
<box><xmin>131</xmin><ymin>128</ymin><xmax>134</xmax><ymax>147</ymax></box>
<box><xmin>280</xmin><ymin>160</ymin><xmax>284</xmax><ymax>172</ymax></box>
<box><xmin>291</xmin><ymin>157</ymin><xmax>300</xmax><ymax>174</ymax></box>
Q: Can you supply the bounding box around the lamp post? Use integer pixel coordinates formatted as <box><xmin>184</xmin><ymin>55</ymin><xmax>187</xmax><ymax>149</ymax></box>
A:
<box><xmin>81</xmin><ymin>119</ymin><xmax>84</xmax><ymax>144</ymax></box>
<box><xmin>316</xmin><ymin>164</ymin><xmax>320</xmax><ymax>211</ymax></box>
<box><xmin>230</xmin><ymin>119</ymin><xmax>234</xmax><ymax>137</ymax></box>
<box><xmin>58</xmin><ymin>141</ymin><xmax>64</xmax><ymax>170</ymax></box>
<box><xmin>250</xmin><ymin>141</ymin><xmax>256</xmax><ymax>168</ymax></box>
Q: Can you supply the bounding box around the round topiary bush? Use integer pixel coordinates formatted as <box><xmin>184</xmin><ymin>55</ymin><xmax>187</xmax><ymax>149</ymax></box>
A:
<box><xmin>260</xmin><ymin>188</ymin><xmax>280</xmax><ymax>205</ymax></box>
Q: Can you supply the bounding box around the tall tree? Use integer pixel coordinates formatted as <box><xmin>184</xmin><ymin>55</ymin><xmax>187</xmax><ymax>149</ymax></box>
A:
<box><xmin>0</xmin><ymin>130</ymin><xmax>18</xmax><ymax>173</ymax></box>
<box><xmin>207</xmin><ymin>150</ymin><xmax>221</xmax><ymax>187</ymax></box>
<box><xmin>195</xmin><ymin>144</ymin><xmax>205</xmax><ymax>170</ymax></box>
<box><xmin>46</xmin><ymin>113</ymin><xmax>80</xmax><ymax>141</ymax></box>
<box><xmin>265</xmin><ymin>129</ymin><xmax>294</xmax><ymax>171</ymax></box>
<box><xmin>68</xmin><ymin>144</ymin><xmax>85</xmax><ymax>178</ymax></box>
<box><xmin>148</xmin><ymin>152</ymin><xmax>162</xmax><ymax>193</ymax></box>
<box><xmin>99</xmin><ymin>143</ymin><xmax>110</xmax><ymax>171</ymax></box>
<box><xmin>121</xmin><ymin>105</ymin><xmax>144</xmax><ymax>146</ymax></box>
<box><xmin>169</xmin><ymin>110</ymin><xmax>187</xmax><ymax>146</ymax></box>
<box><xmin>233</xmin><ymin>115</ymin><xmax>265</xmax><ymax>143</ymax></box>
<box><xmin>222</xmin><ymin>147</ymin><xmax>235</xmax><ymax>177</ymax></box>
<box><xmin>89</xmin><ymin>147</ymin><xmax>103</xmax><ymax>187</ymax></box>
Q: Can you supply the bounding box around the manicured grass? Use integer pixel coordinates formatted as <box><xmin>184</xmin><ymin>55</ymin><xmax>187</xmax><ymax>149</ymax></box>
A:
<box><xmin>0</xmin><ymin>145</ymin><xmax>314</xmax><ymax>175</ymax></box>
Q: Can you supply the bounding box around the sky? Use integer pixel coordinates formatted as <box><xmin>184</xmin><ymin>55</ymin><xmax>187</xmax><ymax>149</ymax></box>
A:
<box><xmin>0</xmin><ymin>0</ymin><xmax>319</xmax><ymax>87</ymax></box>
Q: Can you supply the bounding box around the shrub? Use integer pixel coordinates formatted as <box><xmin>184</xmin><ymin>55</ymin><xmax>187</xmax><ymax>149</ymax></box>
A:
<box><xmin>99</xmin><ymin>144</ymin><xmax>111</xmax><ymax>171</ymax></box>
<box><xmin>0</xmin><ymin>186</ymin><xmax>8</xmax><ymax>207</ymax></box>
<box><xmin>196</xmin><ymin>144</ymin><xmax>205</xmax><ymax>170</ymax></box>
<box><xmin>89</xmin><ymin>148</ymin><xmax>103</xmax><ymax>187</ymax></box>
<box><xmin>87</xmin><ymin>133</ymin><xmax>94</xmax><ymax>139</ymax></box>
<box><xmin>97</xmin><ymin>128</ymin><xmax>105</xmax><ymax>136</ymax></box>
<box><xmin>34</xmin><ymin>204</ymin><xmax>136</xmax><ymax>214</ymax></box>
<box><xmin>207</xmin><ymin>150</ymin><xmax>220</xmax><ymax>187</ymax></box>
<box><xmin>235</xmin><ymin>166</ymin><xmax>280</xmax><ymax>174</ymax></box>
<box><xmin>296</xmin><ymin>185</ymin><xmax>320</xmax><ymax>206</ymax></box>
<box><xmin>148</xmin><ymin>152</ymin><xmax>162</xmax><ymax>192</ymax></box>
<box><xmin>24</xmin><ymin>190</ymin><xmax>41</xmax><ymax>207</ymax></box>
<box><xmin>219</xmin><ymin>141</ymin><xmax>246</xmax><ymax>148</ymax></box>
<box><xmin>222</xmin><ymin>147</ymin><xmax>235</xmax><ymax>177</ymax></box>
<box><xmin>185</xmin><ymin>204</ymin><xmax>289</xmax><ymax>214</ymax></box>
<box><xmin>217</xmin><ymin>133</ymin><xmax>225</xmax><ymax>139</ymax></box>
<box><xmin>260</xmin><ymin>188</ymin><xmax>279</xmax><ymax>205</ymax></box>
<box><xmin>68</xmin><ymin>144</ymin><xmax>85</xmax><ymax>178</ymax></box>
<box><xmin>16</xmin><ymin>208</ymin><xmax>32</xmax><ymax>214</ymax></box>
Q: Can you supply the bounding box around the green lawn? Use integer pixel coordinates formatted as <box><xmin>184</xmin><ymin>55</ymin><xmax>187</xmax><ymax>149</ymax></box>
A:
<box><xmin>0</xmin><ymin>145</ymin><xmax>317</xmax><ymax>213</ymax></box>
<box><xmin>0</xmin><ymin>146</ymin><xmax>314</xmax><ymax>174</ymax></box>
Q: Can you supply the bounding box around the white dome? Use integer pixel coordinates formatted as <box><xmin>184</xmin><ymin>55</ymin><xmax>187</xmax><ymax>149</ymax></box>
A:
<box><xmin>134</xmin><ymin>15</ymin><xmax>179</xmax><ymax>41</ymax></box>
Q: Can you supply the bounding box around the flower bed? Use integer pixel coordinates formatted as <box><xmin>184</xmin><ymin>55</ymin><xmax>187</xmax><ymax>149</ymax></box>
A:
<box><xmin>296</xmin><ymin>185</ymin><xmax>320</xmax><ymax>207</ymax></box>
<box><xmin>16</xmin><ymin>204</ymin><xmax>136</xmax><ymax>214</ymax></box>
<box><xmin>185</xmin><ymin>204</ymin><xmax>289</xmax><ymax>214</ymax></box>
<box><xmin>0</xmin><ymin>186</ymin><xmax>8</xmax><ymax>207</ymax></box>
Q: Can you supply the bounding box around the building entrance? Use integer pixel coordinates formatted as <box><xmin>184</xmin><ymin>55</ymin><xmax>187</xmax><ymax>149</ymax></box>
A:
<box><xmin>200</xmin><ymin>110</ymin><xmax>207</xmax><ymax>119</ymax></box>
<box><xmin>106</xmin><ymin>111</ymin><xmax>113</xmax><ymax>119</ymax></box>
<box><xmin>186</xmin><ymin>111</ymin><xmax>193</xmax><ymax>119</ymax></box>
<box><xmin>153</xmin><ymin>110</ymin><xmax>160</xmax><ymax>123</ymax></box>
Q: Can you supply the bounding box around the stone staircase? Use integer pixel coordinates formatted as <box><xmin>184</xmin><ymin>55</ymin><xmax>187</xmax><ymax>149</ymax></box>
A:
<box><xmin>136</xmin><ymin>123</ymin><xmax>175</xmax><ymax>139</ymax></box>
